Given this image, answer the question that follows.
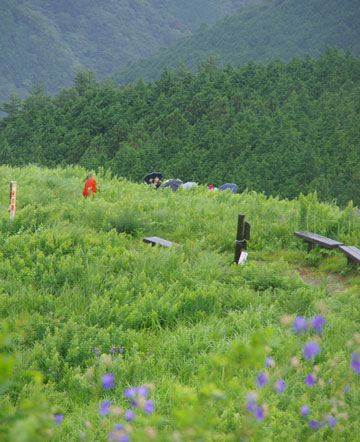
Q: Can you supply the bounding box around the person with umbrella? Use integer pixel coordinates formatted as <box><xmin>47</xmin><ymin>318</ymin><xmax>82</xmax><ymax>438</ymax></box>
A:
<box><xmin>162</xmin><ymin>178</ymin><xmax>183</xmax><ymax>192</ymax></box>
<box><xmin>144</xmin><ymin>172</ymin><xmax>163</xmax><ymax>189</ymax></box>
<box><xmin>219</xmin><ymin>183</ymin><xmax>238</xmax><ymax>193</ymax></box>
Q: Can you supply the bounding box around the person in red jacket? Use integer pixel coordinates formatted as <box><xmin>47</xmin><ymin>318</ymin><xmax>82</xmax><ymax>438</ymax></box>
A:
<box><xmin>82</xmin><ymin>173</ymin><xmax>98</xmax><ymax>198</ymax></box>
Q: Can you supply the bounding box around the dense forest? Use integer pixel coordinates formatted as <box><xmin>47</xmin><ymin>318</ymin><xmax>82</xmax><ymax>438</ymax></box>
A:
<box><xmin>111</xmin><ymin>0</ymin><xmax>360</xmax><ymax>85</ymax></box>
<box><xmin>0</xmin><ymin>0</ymin><xmax>255</xmax><ymax>104</ymax></box>
<box><xmin>1</xmin><ymin>49</ymin><xmax>359</xmax><ymax>206</ymax></box>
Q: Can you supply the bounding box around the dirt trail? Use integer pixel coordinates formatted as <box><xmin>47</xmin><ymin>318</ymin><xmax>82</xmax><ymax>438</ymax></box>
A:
<box><xmin>295</xmin><ymin>268</ymin><xmax>348</xmax><ymax>293</ymax></box>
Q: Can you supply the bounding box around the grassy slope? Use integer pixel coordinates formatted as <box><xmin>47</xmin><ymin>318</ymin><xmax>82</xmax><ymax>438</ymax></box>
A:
<box><xmin>1</xmin><ymin>165</ymin><xmax>360</xmax><ymax>441</ymax></box>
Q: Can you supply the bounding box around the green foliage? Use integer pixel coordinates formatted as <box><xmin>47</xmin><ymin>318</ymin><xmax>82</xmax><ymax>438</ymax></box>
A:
<box><xmin>0</xmin><ymin>165</ymin><xmax>360</xmax><ymax>440</ymax></box>
<box><xmin>2</xmin><ymin>50</ymin><xmax>360</xmax><ymax>206</ymax></box>
<box><xmin>0</xmin><ymin>323</ymin><xmax>55</xmax><ymax>442</ymax></box>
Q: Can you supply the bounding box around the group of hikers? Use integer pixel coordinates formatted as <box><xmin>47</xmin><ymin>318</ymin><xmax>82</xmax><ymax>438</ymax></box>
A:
<box><xmin>82</xmin><ymin>171</ymin><xmax>238</xmax><ymax>198</ymax></box>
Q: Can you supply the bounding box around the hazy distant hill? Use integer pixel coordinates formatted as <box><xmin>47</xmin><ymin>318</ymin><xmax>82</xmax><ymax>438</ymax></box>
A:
<box><xmin>0</xmin><ymin>0</ymin><xmax>255</xmax><ymax>105</ymax></box>
<box><xmin>111</xmin><ymin>0</ymin><xmax>360</xmax><ymax>85</ymax></box>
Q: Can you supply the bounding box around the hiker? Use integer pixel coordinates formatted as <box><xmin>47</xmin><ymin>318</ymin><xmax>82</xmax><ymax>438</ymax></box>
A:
<box><xmin>153</xmin><ymin>175</ymin><xmax>162</xmax><ymax>189</ymax></box>
<box><xmin>144</xmin><ymin>172</ymin><xmax>163</xmax><ymax>189</ymax></box>
<box><xmin>82</xmin><ymin>173</ymin><xmax>98</xmax><ymax>198</ymax></box>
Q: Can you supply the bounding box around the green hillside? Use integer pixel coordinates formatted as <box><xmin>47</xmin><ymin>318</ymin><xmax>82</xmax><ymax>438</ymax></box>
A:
<box><xmin>111</xmin><ymin>0</ymin><xmax>360</xmax><ymax>85</ymax></box>
<box><xmin>1</xmin><ymin>165</ymin><xmax>360</xmax><ymax>441</ymax></box>
<box><xmin>0</xmin><ymin>0</ymin><xmax>253</xmax><ymax>105</ymax></box>
<box><xmin>1</xmin><ymin>50</ymin><xmax>359</xmax><ymax>206</ymax></box>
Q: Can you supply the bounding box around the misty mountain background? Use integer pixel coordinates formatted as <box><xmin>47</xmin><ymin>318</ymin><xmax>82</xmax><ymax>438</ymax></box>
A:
<box><xmin>111</xmin><ymin>0</ymin><xmax>360</xmax><ymax>85</ymax></box>
<box><xmin>0</xmin><ymin>0</ymin><xmax>257</xmax><ymax>106</ymax></box>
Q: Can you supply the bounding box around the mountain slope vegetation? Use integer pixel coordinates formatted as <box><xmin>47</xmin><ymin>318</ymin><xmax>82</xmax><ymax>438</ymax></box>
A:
<box><xmin>1</xmin><ymin>50</ymin><xmax>359</xmax><ymax>206</ymax></box>
<box><xmin>0</xmin><ymin>0</ymin><xmax>255</xmax><ymax>104</ymax></box>
<box><xmin>111</xmin><ymin>0</ymin><xmax>360</xmax><ymax>85</ymax></box>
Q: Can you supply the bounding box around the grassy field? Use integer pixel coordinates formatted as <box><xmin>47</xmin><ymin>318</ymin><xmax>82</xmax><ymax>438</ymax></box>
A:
<box><xmin>1</xmin><ymin>165</ymin><xmax>360</xmax><ymax>441</ymax></box>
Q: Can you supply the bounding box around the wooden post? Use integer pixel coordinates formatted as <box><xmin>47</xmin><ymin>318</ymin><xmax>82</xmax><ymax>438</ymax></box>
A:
<box><xmin>234</xmin><ymin>213</ymin><xmax>247</xmax><ymax>264</ymax></box>
<box><xmin>9</xmin><ymin>181</ymin><xmax>17</xmax><ymax>221</ymax></box>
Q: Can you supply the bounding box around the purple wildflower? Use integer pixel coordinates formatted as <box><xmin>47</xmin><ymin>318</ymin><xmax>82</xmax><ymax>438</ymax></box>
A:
<box><xmin>344</xmin><ymin>385</ymin><xmax>350</xmax><ymax>392</ymax></box>
<box><xmin>256</xmin><ymin>372</ymin><xmax>269</xmax><ymax>387</ymax></box>
<box><xmin>54</xmin><ymin>413</ymin><xmax>64</xmax><ymax>424</ymax></box>
<box><xmin>312</xmin><ymin>315</ymin><xmax>326</xmax><ymax>335</ymax></box>
<box><xmin>326</xmin><ymin>415</ymin><xmax>337</xmax><ymax>429</ymax></box>
<box><xmin>125</xmin><ymin>409</ymin><xmax>135</xmax><ymax>422</ymax></box>
<box><xmin>124</xmin><ymin>387</ymin><xmax>137</xmax><ymax>398</ymax></box>
<box><xmin>247</xmin><ymin>400</ymin><xmax>257</xmax><ymax>412</ymax></box>
<box><xmin>254</xmin><ymin>407</ymin><xmax>265</xmax><ymax>421</ymax></box>
<box><xmin>293</xmin><ymin>316</ymin><xmax>307</xmax><ymax>334</ymax></box>
<box><xmin>303</xmin><ymin>341</ymin><xmax>320</xmax><ymax>360</ymax></box>
<box><xmin>108</xmin><ymin>432</ymin><xmax>116</xmax><ymax>440</ymax></box>
<box><xmin>119</xmin><ymin>434</ymin><xmax>130</xmax><ymax>442</ymax></box>
<box><xmin>144</xmin><ymin>398</ymin><xmax>155</xmax><ymax>414</ymax></box>
<box><xmin>309</xmin><ymin>420</ymin><xmax>319</xmax><ymax>428</ymax></box>
<box><xmin>300</xmin><ymin>405</ymin><xmax>310</xmax><ymax>417</ymax></box>
<box><xmin>305</xmin><ymin>374</ymin><xmax>316</xmax><ymax>386</ymax></box>
<box><xmin>130</xmin><ymin>400</ymin><xmax>138</xmax><ymax>408</ymax></box>
<box><xmin>275</xmin><ymin>379</ymin><xmax>286</xmax><ymax>393</ymax></box>
<box><xmin>246</xmin><ymin>392</ymin><xmax>257</xmax><ymax>412</ymax></box>
<box><xmin>137</xmin><ymin>385</ymin><xmax>149</xmax><ymax>397</ymax></box>
<box><xmin>99</xmin><ymin>400</ymin><xmax>111</xmax><ymax>416</ymax></box>
<box><xmin>102</xmin><ymin>373</ymin><xmax>115</xmax><ymax>389</ymax></box>
<box><xmin>265</xmin><ymin>356</ymin><xmax>275</xmax><ymax>367</ymax></box>
<box><xmin>351</xmin><ymin>353</ymin><xmax>360</xmax><ymax>374</ymax></box>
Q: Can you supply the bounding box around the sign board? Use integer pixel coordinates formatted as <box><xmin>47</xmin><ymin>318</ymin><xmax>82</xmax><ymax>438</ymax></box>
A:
<box><xmin>238</xmin><ymin>251</ymin><xmax>248</xmax><ymax>265</ymax></box>
<box><xmin>9</xmin><ymin>181</ymin><xmax>17</xmax><ymax>221</ymax></box>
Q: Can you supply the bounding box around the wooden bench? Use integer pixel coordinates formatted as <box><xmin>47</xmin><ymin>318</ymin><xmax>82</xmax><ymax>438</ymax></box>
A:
<box><xmin>294</xmin><ymin>231</ymin><xmax>343</xmax><ymax>253</ymax></box>
<box><xmin>338</xmin><ymin>245</ymin><xmax>360</xmax><ymax>268</ymax></box>
<box><xmin>143</xmin><ymin>236</ymin><xmax>177</xmax><ymax>247</ymax></box>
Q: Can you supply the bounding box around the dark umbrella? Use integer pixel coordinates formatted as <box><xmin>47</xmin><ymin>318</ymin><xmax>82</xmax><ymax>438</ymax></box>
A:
<box><xmin>162</xmin><ymin>178</ymin><xmax>183</xmax><ymax>192</ymax></box>
<box><xmin>219</xmin><ymin>183</ymin><xmax>238</xmax><ymax>193</ymax></box>
<box><xmin>143</xmin><ymin>172</ymin><xmax>163</xmax><ymax>184</ymax></box>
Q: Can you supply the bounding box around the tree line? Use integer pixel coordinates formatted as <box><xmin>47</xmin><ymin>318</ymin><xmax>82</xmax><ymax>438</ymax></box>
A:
<box><xmin>1</xmin><ymin>48</ymin><xmax>359</xmax><ymax>206</ymax></box>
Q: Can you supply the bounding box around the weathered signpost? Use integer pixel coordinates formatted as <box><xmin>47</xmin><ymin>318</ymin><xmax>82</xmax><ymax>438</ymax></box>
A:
<box><xmin>234</xmin><ymin>213</ymin><xmax>250</xmax><ymax>264</ymax></box>
<box><xmin>9</xmin><ymin>181</ymin><xmax>17</xmax><ymax>221</ymax></box>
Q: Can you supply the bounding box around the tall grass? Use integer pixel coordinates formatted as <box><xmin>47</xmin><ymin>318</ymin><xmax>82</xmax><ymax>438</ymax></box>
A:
<box><xmin>0</xmin><ymin>165</ymin><xmax>360</xmax><ymax>441</ymax></box>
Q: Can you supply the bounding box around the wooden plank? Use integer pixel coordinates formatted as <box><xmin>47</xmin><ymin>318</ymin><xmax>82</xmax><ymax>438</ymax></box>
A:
<box><xmin>338</xmin><ymin>245</ymin><xmax>360</xmax><ymax>268</ymax></box>
<box><xmin>294</xmin><ymin>231</ymin><xmax>343</xmax><ymax>250</ymax></box>
<box><xmin>143</xmin><ymin>236</ymin><xmax>175</xmax><ymax>247</ymax></box>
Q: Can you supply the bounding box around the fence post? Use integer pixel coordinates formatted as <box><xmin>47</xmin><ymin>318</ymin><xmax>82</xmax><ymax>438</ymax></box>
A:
<box><xmin>234</xmin><ymin>213</ymin><xmax>250</xmax><ymax>264</ymax></box>
<box><xmin>9</xmin><ymin>181</ymin><xmax>17</xmax><ymax>221</ymax></box>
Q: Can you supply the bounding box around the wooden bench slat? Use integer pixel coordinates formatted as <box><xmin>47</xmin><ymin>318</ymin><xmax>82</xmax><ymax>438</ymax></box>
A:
<box><xmin>338</xmin><ymin>245</ymin><xmax>360</xmax><ymax>267</ymax></box>
<box><xmin>143</xmin><ymin>236</ymin><xmax>175</xmax><ymax>247</ymax></box>
<box><xmin>294</xmin><ymin>231</ymin><xmax>343</xmax><ymax>247</ymax></box>
<box><xmin>294</xmin><ymin>231</ymin><xmax>343</xmax><ymax>251</ymax></box>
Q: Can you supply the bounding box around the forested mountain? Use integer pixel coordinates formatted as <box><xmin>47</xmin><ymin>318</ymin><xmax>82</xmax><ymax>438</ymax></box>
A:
<box><xmin>0</xmin><ymin>0</ymin><xmax>255</xmax><ymax>105</ymax></box>
<box><xmin>111</xmin><ymin>0</ymin><xmax>360</xmax><ymax>85</ymax></box>
<box><xmin>1</xmin><ymin>50</ymin><xmax>359</xmax><ymax>206</ymax></box>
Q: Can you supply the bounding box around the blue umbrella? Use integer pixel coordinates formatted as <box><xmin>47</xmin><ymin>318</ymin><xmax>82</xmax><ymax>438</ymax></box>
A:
<box><xmin>219</xmin><ymin>183</ymin><xmax>238</xmax><ymax>193</ymax></box>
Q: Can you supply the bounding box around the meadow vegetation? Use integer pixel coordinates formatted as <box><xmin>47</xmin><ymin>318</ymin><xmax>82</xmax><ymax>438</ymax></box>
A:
<box><xmin>1</xmin><ymin>165</ymin><xmax>360</xmax><ymax>441</ymax></box>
